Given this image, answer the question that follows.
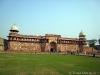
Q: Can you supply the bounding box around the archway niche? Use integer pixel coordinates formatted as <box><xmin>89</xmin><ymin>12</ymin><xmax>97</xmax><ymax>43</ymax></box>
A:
<box><xmin>50</xmin><ymin>42</ymin><xmax>57</xmax><ymax>52</ymax></box>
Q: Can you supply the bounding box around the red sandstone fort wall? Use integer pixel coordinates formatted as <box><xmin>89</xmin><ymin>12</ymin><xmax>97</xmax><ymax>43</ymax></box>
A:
<box><xmin>8</xmin><ymin>41</ymin><xmax>41</xmax><ymax>52</ymax></box>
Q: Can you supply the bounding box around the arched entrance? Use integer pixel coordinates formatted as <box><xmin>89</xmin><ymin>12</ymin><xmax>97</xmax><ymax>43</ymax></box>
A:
<box><xmin>50</xmin><ymin>42</ymin><xmax>57</xmax><ymax>52</ymax></box>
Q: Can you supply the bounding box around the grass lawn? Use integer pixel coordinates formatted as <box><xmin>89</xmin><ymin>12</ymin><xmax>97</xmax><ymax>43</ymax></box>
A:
<box><xmin>0</xmin><ymin>53</ymin><xmax>100</xmax><ymax>75</ymax></box>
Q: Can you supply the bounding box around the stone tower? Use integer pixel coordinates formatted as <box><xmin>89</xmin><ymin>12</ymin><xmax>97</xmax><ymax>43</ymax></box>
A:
<box><xmin>7</xmin><ymin>24</ymin><xmax>19</xmax><ymax>50</ymax></box>
<box><xmin>79</xmin><ymin>30</ymin><xmax>86</xmax><ymax>52</ymax></box>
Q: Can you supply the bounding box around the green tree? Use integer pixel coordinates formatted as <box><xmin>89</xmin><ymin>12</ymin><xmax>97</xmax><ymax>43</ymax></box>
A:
<box><xmin>87</xmin><ymin>39</ymin><xmax>97</xmax><ymax>54</ymax></box>
<box><xmin>94</xmin><ymin>45</ymin><xmax>98</xmax><ymax>50</ymax></box>
<box><xmin>99</xmin><ymin>39</ymin><xmax>100</xmax><ymax>44</ymax></box>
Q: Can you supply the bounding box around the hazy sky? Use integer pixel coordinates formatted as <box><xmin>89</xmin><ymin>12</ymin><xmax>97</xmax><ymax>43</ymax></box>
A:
<box><xmin>0</xmin><ymin>0</ymin><xmax>100</xmax><ymax>44</ymax></box>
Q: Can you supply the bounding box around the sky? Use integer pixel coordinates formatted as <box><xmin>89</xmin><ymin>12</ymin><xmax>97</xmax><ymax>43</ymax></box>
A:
<box><xmin>0</xmin><ymin>0</ymin><xmax>100</xmax><ymax>44</ymax></box>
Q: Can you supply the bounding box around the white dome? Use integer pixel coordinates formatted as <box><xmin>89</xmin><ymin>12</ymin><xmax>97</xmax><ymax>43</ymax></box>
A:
<box><xmin>11</xmin><ymin>24</ymin><xmax>18</xmax><ymax>30</ymax></box>
<box><xmin>79</xmin><ymin>30</ymin><xmax>85</xmax><ymax>36</ymax></box>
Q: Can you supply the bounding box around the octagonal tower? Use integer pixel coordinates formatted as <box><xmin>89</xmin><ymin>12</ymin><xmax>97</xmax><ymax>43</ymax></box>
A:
<box><xmin>79</xmin><ymin>30</ymin><xmax>86</xmax><ymax>52</ymax></box>
<box><xmin>7</xmin><ymin>24</ymin><xmax>19</xmax><ymax>50</ymax></box>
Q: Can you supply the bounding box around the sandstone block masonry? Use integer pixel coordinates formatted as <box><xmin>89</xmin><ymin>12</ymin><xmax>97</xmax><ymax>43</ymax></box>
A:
<box><xmin>7</xmin><ymin>24</ymin><xmax>97</xmax><ymax>53</ymax></box>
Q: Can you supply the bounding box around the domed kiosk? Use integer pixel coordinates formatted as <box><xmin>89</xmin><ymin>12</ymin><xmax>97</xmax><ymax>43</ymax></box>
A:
<box><xmin>10</xmin><ymin>24</ymin><xmax>19</xmax><ymax>33</ymax></box>
<box><xmin>79</xmin><ymin>30</ymin><xmax>85</xmax><ymax>37</ymax></box>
